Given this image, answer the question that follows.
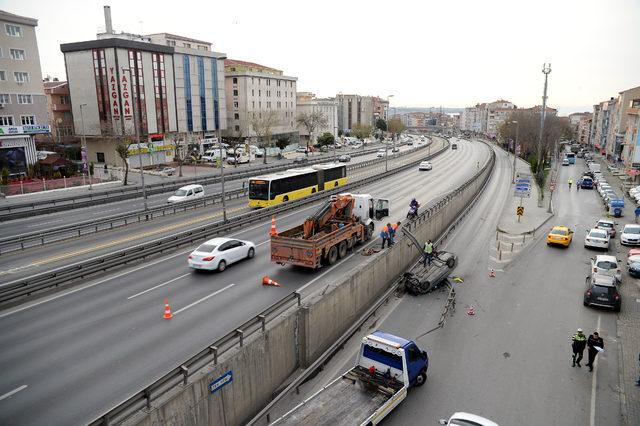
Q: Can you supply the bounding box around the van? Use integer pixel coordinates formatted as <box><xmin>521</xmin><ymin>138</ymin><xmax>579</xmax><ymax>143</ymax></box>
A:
<box><xmin>167</xmin><ymin>184</ymin><xmax>205</xmax><ymax>203</ymax></box>
<box><xmin>202</xmin><ymin>149</ymin><xmax>226</xmax><ymax>162</ymax></box>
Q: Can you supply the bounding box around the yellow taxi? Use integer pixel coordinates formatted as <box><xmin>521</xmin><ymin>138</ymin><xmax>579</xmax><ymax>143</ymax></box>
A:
<box><xmin>546</xmin><ymin>226</ymin><xmax>573</xmax><ymax>247</ymax></box>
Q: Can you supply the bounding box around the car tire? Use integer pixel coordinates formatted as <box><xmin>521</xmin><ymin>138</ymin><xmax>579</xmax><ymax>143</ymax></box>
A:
<box><xmin>614</xmin><ymin>305</ymin><xmax>621</xmax><ymax>313</ymax></box>
<box><xmin>415</xmin><ymin>372</ymin><xmax>427</xmax><ymax>387</ymax></box>
<box><xmin>247</xmin><ymin>247</ymin><xmax>255</xmax><ymax>259</ymax></box>
<box><xmin>583</xmin><ymin>300</ymin><xmax>589</xmax><ymax>307</ymax></box>
<box><xmin>217</xmin><ymin>260</ymin><xmax>226</xmax><ymax>272</ymax></box>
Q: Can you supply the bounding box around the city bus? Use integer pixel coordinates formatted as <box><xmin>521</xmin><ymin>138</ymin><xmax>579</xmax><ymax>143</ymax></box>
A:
<box><xmin>566</xmin><ymin>152</ymin><xmax>576</xmax><ymax>164</ymax></box>
<box><xmin>248</xmin><ymin>163</ymin><xmax>347</xmax><ymax>208</ymax></box>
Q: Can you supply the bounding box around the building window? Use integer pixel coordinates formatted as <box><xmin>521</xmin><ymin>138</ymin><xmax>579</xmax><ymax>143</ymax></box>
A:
<box><xmin>277</xmin><ymin>80</ymin><xmax>281</xmax><ymax>87</ymax></box>
<box><xmin>259</xmin><ymin>101</ymin><xmax>261</xmax><ymax>108</ymax></box>
<box><xmin>267</xmin><ymin>79</ymin><xmax>271</xmax><ymax>86</ymax></box>
<box><xmin>0</xmin><ymin>47</ymin><xmax>3</xmax><ymax>57</ymax></box>
<box><xmin>252</xmin><ymin>101</ymin><xmax>255</xmax><ymax>108</ymax></box>
<box><xmin>60</xmin><ymin>95</ymin><xmax>70</xmax><ymax>104</ymax></box>
<box><xmin>97</xmin><ymin>152</ymin><xmax>106</xmax><ymax>163</ymax></box>
<box><xmin>20</xmin><ymin>115</ymin><xmax>35</xmax><ymax>125</ymax></box>
<box><xmin>0</xmin><ymin>71</ymin><xmax>5</xmax><ymax>81</ymax></box>
<box><xmin>233</xmin><ymin>89</ymin><xmax>238</xmax><ymax>96</ymax></box>
<box><xmin>251</xmin><ymin>89</ymin><xmax>254</xmax><ymax>96</ymax></box>
<box><xmin>232</xmin><ymin>77</ymin><xmax>238</xmax><ymax>84</ymax></box>
<box><xmin>183</xmin><ymin>43</ymin><xmax>191</xmax><ymax>48</ymax></box>
<box><xmin>251</xmin><ymin>77</ymin><xmax>254</xmax><ymax>84</ymax></box>
<box><xmin>234</xmin><ymin>113</ymin><xmax>239</xmax><ymax>119</ymax></box>
<box><xmin>166</xmin><ymin>40</ymin><xmax>176</xmax><ymax>46</ymax></box>
<box><xmin>17</xmin><ymin>94</ymin><xmax>32</xmax><ymax>104</ymax></box>
<box><xmin>0</xmin><ymin>116</ymin><xmax>13</xmax><ymax>125</ymax></box>
<box><xmin>5</xmin><ymin>24</ymin><xmax>22</xmax><ymax>37</ymax></box>
<box><xmin>14</xmin><ymin>72</ymin><xmax>29</xmax><ymax>83</ymax></box>
<box><xmin>235</xmin><ymin>125</ymin><xmax>240</xmax><ymax>131</ymax></box>
<box><xmin>259</xmin><ymin>89</ymin><xmax>261</xmax><ymax>97</ymax></box>
<box><xmin>197</xmin><ymin>45</ymin><xmax>208</xmax><ymax>51</ymax></box>
<box><xmin>233</xmin><ymin>101</ymin><xmax>238</xmax><ymax>108</ymax></box>
<box><xmin>10</xmin><ymin>49</ymin><xmax>25</xmax><ymax>60</ymax></box>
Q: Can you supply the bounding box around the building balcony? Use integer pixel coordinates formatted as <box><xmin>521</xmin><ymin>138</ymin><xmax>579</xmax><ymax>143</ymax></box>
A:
<box><xmin>627</xmin><ymin>107</ymin><xmax>639</xmax><ymax>116</ymax></box>
<box><xmin>52</xmin><ymin>103</ymin><xmax>71</xmax><ymax>112</ymax></box>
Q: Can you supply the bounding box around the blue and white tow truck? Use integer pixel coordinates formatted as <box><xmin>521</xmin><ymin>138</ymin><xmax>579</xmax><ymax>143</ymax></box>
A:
<box><xmin>271</xmin><ymin>331</ymin><xmax>429</xmax><ymax>425</ymax></box>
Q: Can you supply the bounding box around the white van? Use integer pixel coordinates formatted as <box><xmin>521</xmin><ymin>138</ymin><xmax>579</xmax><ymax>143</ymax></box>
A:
<box><xmin>167</xmin><ymin>184</ymin><xmax>205</xmax><ymax>203</ymax></box>
<box><xmin>202</xmin><ymin>149</ymin><xmax>226</xmax><ymax>162</ymax></box>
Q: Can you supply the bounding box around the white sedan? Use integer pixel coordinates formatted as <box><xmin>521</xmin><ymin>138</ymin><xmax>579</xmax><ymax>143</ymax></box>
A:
<box><xmin>439</xmin><ymin>412</ymin><xmax>499</xmax><ymax>426</ymax></box>
<box><xmin>419</xmin><ymin>161</ymin><xmax>432</xmax><ymax>171</ymax></box>
<box><xmin>620</xmin><ymin>224</ymin><xmax>640</xmax><ymax>246</ymax></box>
<box><xmin>584</xmin><ymin>228</ymin><xmax>610</xmax><ymax>250</ymax></box>
<box><xmin>188</xmin><ymin>237</ymin><xmax>255</xmax><ymax>272</ymax></box>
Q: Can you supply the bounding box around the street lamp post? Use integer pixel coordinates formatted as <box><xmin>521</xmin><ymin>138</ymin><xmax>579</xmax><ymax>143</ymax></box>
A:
<box><xmin>385</xmin><ymin>95</ymin><xmax>394</xmax><ymax>172</ymax></box>
<box><xmin>509</xmin><ymin>120</ymin><xmax>520</xmax><ymax>183</ymax></box>
<box><xmin>536</xmin><ymin>63</ymin><xmax>552</xmax><ymax>183</ymax></box>
<box><xmin>122</xmin><ymin>67</ymin><xmax>148</xmax><ymax>211</ymax></box>
<box><xmin>219</xmin><ymin>131</ymin><xmax>227</xmax><ymax>221</ymax></box>
<box><xmin>79</xmin><ymin>103</ymin><xmax>92</xmax><ymax>190</ymax></box>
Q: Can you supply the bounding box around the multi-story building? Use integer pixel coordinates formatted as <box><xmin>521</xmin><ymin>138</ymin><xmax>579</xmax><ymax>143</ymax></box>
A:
<box><xmin>296</xmin><ymin>92</ymin><xmax>338</xmax><ymax>142</ymax></box>
<box><xmin>43</xmin><ymin>78</ymin><xmax>74</xmax><ymax>143</ymax></box>
<box><xmin>485</xmin><ymin>100</ymin><xmax>516</xmax><ymax>138</ymax></box>
<box><xmin>223</xmin><ymin>59</ymin><xmax>298</xmax><ymax>143</ymax></box>
<box><xmin>336</xmin><ymin>94</ymin><xmax>375</xmax><ymax>133</ymax></box>
<box><xmin>372</xmin><ymin>96</ymin><xmax>389</xmax><ymax>122</ymax></box>
<box><xmin>576</xmin><ymin>116</ymin><xmax>592</xmax><ymax>145</ymax></box>
<box><xmin>589</xmin><ymin>104</ymin><xmax>601</xmax><ymax>149</ymax></box>
<box><xmin>60</xmin><ymin>6</ymin><xmax>226</xmax><ymax>166</ymax></box>
<box><xmin>0</xmin><ymin>9</ymin><xmax>49</xmax><ymax>176</ymax></box>
<box><xmin>626</xmin><ymin>101</ymin><xmax>640</xmax><ymax>166</ymax></box>
<box><xmin>591</xmin><ymin>98</ymin><xmax>616</xmax><ymax>157</ymax></box>
<box><xmin>610</xmin><ymin>86</ymin><xmax>640</xmax><ymax>163</ymax></box>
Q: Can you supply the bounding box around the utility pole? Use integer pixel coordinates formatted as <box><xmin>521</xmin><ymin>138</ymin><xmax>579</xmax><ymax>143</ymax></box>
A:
<box><xmin>509</xmin><ymin>120</ymin><xmax>520</xmax><ymax>183</ymax></box>
<box><xmin>219</xmin><ymin>130</ymin><xmax>227</xmax><ymax>221</ymax></box>
<box><xmin>79</xmin><ymin>103</ymin><xmax>92</xmax><ymax>190</ymax></box>
<box><xmin>536</xmin><ymin>63</ymin><xmax>552</xmax><ymax>184</ymax></box>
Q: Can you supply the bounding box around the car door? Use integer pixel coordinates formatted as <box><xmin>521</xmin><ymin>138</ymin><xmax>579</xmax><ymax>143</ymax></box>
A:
<box><xmin>217</xmin><ymin>241</ymin><xmax>232</xmax><ymax>264</ymax></box>
<box><xmin>227</xmin><ymin>240</ymin><xmax>244</xmax><ymax>263</ymax></box>
<box><xmin>374</xmin><ymin>199</ymin><xmax>390</xmax><ymax>220</ymax></box>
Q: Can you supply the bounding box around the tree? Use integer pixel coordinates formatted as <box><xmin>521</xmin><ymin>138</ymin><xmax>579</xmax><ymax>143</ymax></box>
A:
<box><xmin>115</xmin><ymin>140</ymin><xmax>133</xmax><ymax>186</ymax></box>
<box><xmin>387</xmin><ymin>117</ymin><xmax>405</xmax><ymax>139</ymax></box>
<box><xmin>351</xmin><ymin>123</ymin><xmax>373</xmax><ymax>141</ymax></box>
<box><xmin>170</xmin><ymin>135</ymin><xmax>185</xmax><ymax>177</ymax></box>
<box><xmin>1</xmin><ymin>167</ymin><xmax>9</xmax><ymax>186</ymax></box>
<box><xmin>251</xmin><ymin>110</ymin><xmax>280</xmax><ymax>164</ymax></box>
<box><xmin>375</xmin><ymin>118</ymin><xmax>387</xmax><ymax>132</ymax></box>
<box><xmin>275</xmin><ymin>136</ymin><xmax>289</xmax><ymax>151</ymax></box>
<box><xmin>296</xmin><ymin>111</ymin><xmax>328</xmax><ymax>148</ymax></box>
<box><xmin>316</xmin><ymin>132</ymin><xmax>335</xmax><ymax>146</ymax></box>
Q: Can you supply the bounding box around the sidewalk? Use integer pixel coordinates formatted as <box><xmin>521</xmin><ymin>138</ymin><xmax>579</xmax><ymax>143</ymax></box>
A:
<box><xmin>490</xmin><ymin>153</ymin><xmax>553</xmax><ymax>267</ymax></box>
<box><xmin>592</xmin><ymin>155</ymin><xmax>640</xmax><ymax>425</ymax></box>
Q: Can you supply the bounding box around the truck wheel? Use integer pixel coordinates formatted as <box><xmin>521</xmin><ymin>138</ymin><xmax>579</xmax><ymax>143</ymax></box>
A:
<box><xmin>415</xmin><ymin>372</ymin><xmax>427</xmax><ymax>386</ymax></box>
<box><xmin>338</xmin><ymin>241</ymin><xmax>348</xmax><ymax>259</ymax></box>
<box><xmin>365</xmin><ymin>223</ymin><xmax>374</xmax><ymax>241</ymax></box>
<box><xmin>347</xmin><ymin>236</ymin><xmax>356</xmax><ymax>250</ymax></box>
<box><xmin>283</xmin><ymin>195</ymin><xmax>289</xmax><ymax>202</ymax></box>
<box><xmin>446</xmin><ymin>257</ymin><xmax>455</xmax><ymax>268</ymax></box>
<box><xmin>328</xmin><ymin>245</ymin><xmax>338</xmax><ymax>265</ymax></box>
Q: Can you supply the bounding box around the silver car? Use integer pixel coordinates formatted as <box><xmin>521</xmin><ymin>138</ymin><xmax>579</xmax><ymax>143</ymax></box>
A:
<box><xmin>584</xmin><ymin>228</ymin><xmax>609</xmax><ymax>250</ymax></box>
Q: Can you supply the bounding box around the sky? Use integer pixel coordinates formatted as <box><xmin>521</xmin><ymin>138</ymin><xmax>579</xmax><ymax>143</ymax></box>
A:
<box><xmin>3</xmin><ymin>0</ymin><xmax>639</xmax><ymax>115</ymax></box>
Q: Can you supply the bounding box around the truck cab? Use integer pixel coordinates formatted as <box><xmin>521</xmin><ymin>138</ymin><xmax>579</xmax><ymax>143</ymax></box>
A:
<box><xmin>346</xmin><ymin>193</ymin><xmax>390</xmax><ymax>222</ymax></box>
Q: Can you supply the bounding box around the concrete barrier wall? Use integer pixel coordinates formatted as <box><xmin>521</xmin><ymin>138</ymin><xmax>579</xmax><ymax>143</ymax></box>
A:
<box><xmin>131</xmin><ymin>147</ymin><xmax>495</xmax><ymax>426</ymax></box>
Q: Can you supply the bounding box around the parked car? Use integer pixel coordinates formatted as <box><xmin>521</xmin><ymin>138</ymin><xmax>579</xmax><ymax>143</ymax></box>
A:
<box><xmin>376</xmin><ymin>149</ymin><xmax>387</xmax><ymax>158</ymax></box>
<box><xmin>418</xmin><ymin>161</ymin><xmax>432</xmax><ymax>171</ymax></box>
<box><xmin>167</xmin><ymin>184</ymin><xmax>205</xmax><ymax>203</ymax></box>
<box><xmin>583</xmin><ymin>273</ymin><xmax>621</xmax><ymax>312</ymax></box>
<box><xmin>293</xmin><ymin>156</ymin><xmax>308</xmax><ymax>164</ymax></box>
<box><xmin>255</xmin><ymin>148</ymin><xmax>265</xmax><ymax>157</ymax></box>
<box><xmin>439</xmin><ymin>412</ymin><xmax>499</xmax><ymax>426</ymax></box>
<box><xmin>296</xmin><ymin>147</ymin><xmax>307</xmax><ymax>153</ymax></box>
<box><xmin>580</xmin><ymin>176</ymin><xmax>594</xmax><ymax>189</ymax></box>
<box><xmin>627</xmin><ymin>252</ymin><xmax>640</xmax><ymax>278</ymax></box>
<box><xmin>188</xmin><ymin>237</ymin><xmax>256</xmax><ymax>272</ymax></box>
<box><xmin>159</xmin><ymin>166</ymin><xmax>175</xmax><ymax>176</ymax></box>
<box><xmin>590</xmin><ymin>254</ymin><xmax>622</xmax><ymax>283</ymax></box>
<box><xmin>595</xmin><ymin>219</ymin><xmax>616</xmax><ymax>238</ymax></box>
<box><xmin>620</xmin><ymin>224</ymin><xmax>640</xmax><ymax>245</ymax></box>
<box><xmin>392</xmin><ymin>146</ymin><xmax>400</xmax><ymax>153</ymax></box>
<box><xmin>338</xmin><ymin>154</ymin><xmax>351</xmax><ymax>163</ymax></box>
<box><xmin>584</xmin><ymin>228</ymin><xmax>610</xmax><ymax>250</ymax></box>
<box><xmin>546</xmin><ymin>225</ymin><xmax>573</xmax><ymax>247</ymax></box>
<box><xmin>562</xmin><ymin>158</ymin><xmax>570</xmax><ymax>166</ymax></box>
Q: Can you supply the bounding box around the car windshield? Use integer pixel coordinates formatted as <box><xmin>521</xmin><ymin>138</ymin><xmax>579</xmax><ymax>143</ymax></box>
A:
<box><xmin>196</xmin><ymin>243</ymin><xmax>217</xmax><ymax>253</ymax></box>
<box><xmin>589</xmin><ymin>230</ymin><xmax>608</xmax><ymax>238</ymax></box>
<box><xmin>624</xmin><ymin>227</ymin><xmax>640</xmax><ymax>234</ymax></box>
<box><xmin>597</xmin><ymin>222</ymin><xmax>613</xmax><ymax>229</ymax></box>
<box><xmin>174</xmin><ymin>190</ymin><xmax>187</xmax><ymax>196</ymax></box>
<box><xmin>550</xmin><ymin>228</ymin><xmax>567</xmax><ymax>236</ymax></box>
<box><xmin>596</xmin><ymin>260</ymin><xmax>617</xmax><ymax>270</ymax></box>
<box><xmin>449</xmin><ymin>420</ymin><xmax>487</xmax><ymax>426</ymax></box>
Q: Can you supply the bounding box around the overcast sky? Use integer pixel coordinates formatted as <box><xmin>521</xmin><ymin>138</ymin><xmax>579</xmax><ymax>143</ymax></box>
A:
<box><xmin>3</xmin><ymin>0</ymin><xmax>639</xmax><ymax>115</ymax></box>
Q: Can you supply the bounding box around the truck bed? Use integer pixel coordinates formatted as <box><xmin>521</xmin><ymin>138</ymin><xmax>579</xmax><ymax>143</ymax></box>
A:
<box><xmin>275</xmin><ymin>367</ymin><xmax>403</xmax><ymax>425</ymax></box>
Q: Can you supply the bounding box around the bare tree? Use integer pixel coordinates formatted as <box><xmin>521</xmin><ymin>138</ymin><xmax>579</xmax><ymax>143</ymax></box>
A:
<box><xmin>170</xmin><ymin>134</ymin><xmax>185</xmax><ymax>177</ymax></box>
<box><xmin>251</xmin><ymin>110</ymin><xmax>280</xmax><ymax>164</ymax></box>
<box><xmin>115</xmin><ymin>140</ymin><xmax>133</xmax><ymax>185</ymax></box>
<box><xmin>296</xmin><ymin>111</ymin><xmax>328</xmax><ymax>149</ymax></box>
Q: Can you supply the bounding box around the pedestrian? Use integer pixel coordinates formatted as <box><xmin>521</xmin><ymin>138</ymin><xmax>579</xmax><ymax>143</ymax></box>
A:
<box><xmin>380</xmin><ymin>225</ymin><xmax>390</xmax><ymax>249</ymax></box>
<box><xmin>586</xmin><ymin>331</ymin><xmax>604</xmax><ymax>372</ymax></box>
<box><xmin>634</xmin><ymin>206</ymin><xmax>640</xmax><ymax>224</ymax></box>
<box><xmin>571</xmin><ymin>328</ymin><xmax>587</xmax><ymax>367</ymax></box>
<box><xmin>576</xmin><ymin>178</ymin><xmax>581</xmax><ymax>192</ymax></box>
<box><xmin>422</xmin><ymin>239</ymin><xmax>434</xmax><ymax>267</ymax></box>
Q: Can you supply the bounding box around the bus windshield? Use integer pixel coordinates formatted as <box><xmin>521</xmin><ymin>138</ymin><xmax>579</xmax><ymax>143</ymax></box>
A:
<box><xmin>249</xmin><ymin>180</ymin><xmax>269</xmax><ymax>200</ymax></box>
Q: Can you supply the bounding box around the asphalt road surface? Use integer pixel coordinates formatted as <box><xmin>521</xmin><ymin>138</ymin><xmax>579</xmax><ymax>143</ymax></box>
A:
<box><xmin>280</xmin><ymin>149</ymin><xmax>622</xmax><ymax>425</ymax></box>
<box><xmin>0</xmin><ymin>140</ymin><xmax>490</xmax><ymax>425</ymax></box>
<box><xmin>0</xmin><ymin>141</ymin><xmax>436</xmax><ymax>283</ymax></box>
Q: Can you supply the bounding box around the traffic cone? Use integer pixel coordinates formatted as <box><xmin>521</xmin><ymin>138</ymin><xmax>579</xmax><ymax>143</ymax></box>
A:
<box><xmin>467</xmin><ymin>307</ymin><xmax>476</xmax><ymax>316</ymax></box>
<box><xmin>489</xmin><ymin>269</ymin><xmax>496</xmax><ymax>278</ymax></box>
<box><xmin>270</xmin><ymin>216</ymin><xmax>278</xmax><ymax>236</ymax></box>
<box><xmin>262</xmin><ymin>275</ymin><xmax>281</xmax><ymax>287</ymax></box>
<box><xmin>163</xmin><ymin>298</ymin><xmax>173</xmax><ymax>319</ymax></box>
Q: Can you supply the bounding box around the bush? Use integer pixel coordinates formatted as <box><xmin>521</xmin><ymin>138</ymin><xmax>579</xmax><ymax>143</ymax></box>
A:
<box><xmin>1</xmin><ymin>167</ymin><xmax>8</xmax><ymax>185</ymax></box>
<box><xmin>89</xmin><ymin>162</ymin><xmax>94</xmax><ymax>176</ymax></box>
<box><xmin>53</xmin><ymin>171</ymin><xmax>62</xmax><ymax>179</ymax></box>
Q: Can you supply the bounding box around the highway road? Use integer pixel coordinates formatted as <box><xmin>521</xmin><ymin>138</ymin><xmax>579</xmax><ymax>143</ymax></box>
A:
<box><xmin>0</xmin><ymin>141</ymin><xmax>437</xmax><ymax>282</ymax></box>
<box><xmin>0</xmin><ymin>141</ymin><xmax>408</xmax><ymax>236</ymax></box>
<box><xmin>282</xmin><ymin>147</ymin><xmax>622</xmax><ymax>425</ymax></box>
<box><xmin>0</xmin><ymin>139</ymin><xmax>490</xmax><ymax>425</ymax></box>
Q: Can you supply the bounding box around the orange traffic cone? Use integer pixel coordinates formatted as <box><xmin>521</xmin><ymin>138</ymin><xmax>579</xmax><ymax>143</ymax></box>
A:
<box><xmin>262</xmin><ymin>275</ymin><xmax>282</xmax><ymax>287</ymax></box>
<box><xmin>489</xmin><ymin>269</ymin><xmax>496</xmax><ymax>278</ymax></box>
<box><xmin>163</xmin><ymin>298</ymin><xmax>173</xmax><ymax>319</ymax></box>
<box><xmin>270</xmin><ymin>216</ymin><xmax>278</xmax><ymax>236</ymax></box>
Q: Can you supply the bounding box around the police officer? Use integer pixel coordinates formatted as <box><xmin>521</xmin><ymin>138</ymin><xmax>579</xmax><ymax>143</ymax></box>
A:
<box><xmin>422</xmin><ymin>240</ymin><xmax>434</xmax><ymax>267</ymax></box>
<box><xmin>571</xmin><ymin>328</ymin><xmax>587</xmax><ymax>367</ymax></box>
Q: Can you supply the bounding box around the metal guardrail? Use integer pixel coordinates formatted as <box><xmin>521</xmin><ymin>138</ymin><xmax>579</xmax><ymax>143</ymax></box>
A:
<box><xmin>0</xmin><ymin>143</ymin><xmax>431</xmax><ymax>254</ymax></box>
<box><xmin>0</xmin><ymin>140</ymin><xmax>448</xmax><ymax>305</ymax></box>
<box><xmin>0</xmin><ymin>146</ymin><xmax>386</xmax><ymax>220</ymax></box>
<box><xmin>90</xmin><ymin>140</ymin><xmax>493</xmax><ymax>426</ymax></box>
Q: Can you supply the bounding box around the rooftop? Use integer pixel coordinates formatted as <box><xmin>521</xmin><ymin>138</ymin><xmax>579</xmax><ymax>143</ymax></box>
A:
<box><xmin>225</xmin><ymin>59</ymin><xmax>281</xmax><ymax>73</ymax></box>
<box><xmin>146</xmin><ymin>32</ymin><xmax>212</xmax><ymax>47</ymax></box>
<box><xmin>0</xmin><ymin>9</ymin><xmax>38</xmax><ymax>26</ymax></box>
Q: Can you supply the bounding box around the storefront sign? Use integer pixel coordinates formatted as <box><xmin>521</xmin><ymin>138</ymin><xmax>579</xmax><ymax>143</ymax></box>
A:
<box><xmin>0</xmin><ymin>125</ymin><xmax>50</xmax><ymax>135</ymax></box>
<box><xmin>120</xmin><ymin>71</ymin><xmax>132</xmax><ymax>121</ymax></box>
<box><xmin>109</xmin><ymin>67</ymin><xmax>120</xmax><ymax>120</ymax></box>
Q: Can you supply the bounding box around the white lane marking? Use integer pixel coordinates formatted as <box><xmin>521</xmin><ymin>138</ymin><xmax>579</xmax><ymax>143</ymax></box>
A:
<box><xmin>255</xmin><ymin>240</ymin><xmax>270</xmax><ymax>247</ymax></box>
<box><xmin>0</xmin><ymin>248</ymin><xmax>192</xmax><ymax>319</ymax></box>
<box><xmin>589</xmin><ymin>314</ymin><xmax>601</xmax><ymax>426</ymax></box>
<box><xmin>0</xmin><ymin>384</ymin><xmax>28</xmax><ymax>401</ymax></box>
<box><xmin>25</xmin><ymin>219</ymin><xmax>63</xmax><ymax>228</ymax></box>
<box><xmin>93</xmin><ymin>208</ymin><xmax>119</xmax><ymax>215</ymax></box>
<box><xmin>173</xmin><ymin>284</ymin><xmax>235</xmax><ymax>315</ymax></box>
<box><xmin>127</xmin><ymin>273</ymin><xmax>191</xmax><ymax>300</ymax></box>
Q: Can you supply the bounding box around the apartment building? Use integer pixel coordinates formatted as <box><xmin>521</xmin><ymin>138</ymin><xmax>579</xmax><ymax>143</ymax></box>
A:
<box><xmin>576</xmin><ymin>116</ymin><xmax>592</xmax><ymax>145</ymax></box>
<box><xmin>611</xmin><ymin>86</ymin><xmax>640</xmax><ymax>163</ymax></box>
<box><xmin>485</xmin><ymin>100</ymin><xmax>516</xmax><ymax>138</ymax></box>
<box><xmin>223</xmin><ymin>59</ymin><xmax>298</xmax><ymax>143</ymax></box>
<box><xmin>43</xmin><ymin>78</ymin><xmax>74</xmax><ymax>142</ymax></box>
<box><xmin>60</xmin><ymin>7</ymin><xmax>226</xmax><ymax>166</ymax></box>
<box><xmin>336</xmin><ymin>94</ymin><xmax>375</xmax><ymax>133</ymax></box>
<box><xmin>372</xmin><ymin>96</ymin><xmax>389</xmax><ymax>122</ymax></box>
<box><xmin>591</xmin><ymin>98</ymin><xmax>616</xmax><ymax>156</ymax></box>
<box><xmin>0</xmin><ymin>10</ymin><xmax>49</xmax><ymax>175</ymax></box>
<box><xmin>296</xmin><ymin>92</ymin><xmax>338</xmax><ymax>141</ymax></box>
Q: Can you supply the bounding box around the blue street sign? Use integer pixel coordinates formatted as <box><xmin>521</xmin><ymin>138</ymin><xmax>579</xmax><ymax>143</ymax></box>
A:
<box><xmin>515</xmin><ymin>185</ymin><xmax>531</xmax><ymax>191</ymax></box>
<box><xmin>209</xmin><ymin>371</ymin><xmax>233</xmax><ymax>394</ymax></box>
<box><xmin>515</xmin><ymin>179</ymin><xmax>530</xmax><ymax>184</ymax></box>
